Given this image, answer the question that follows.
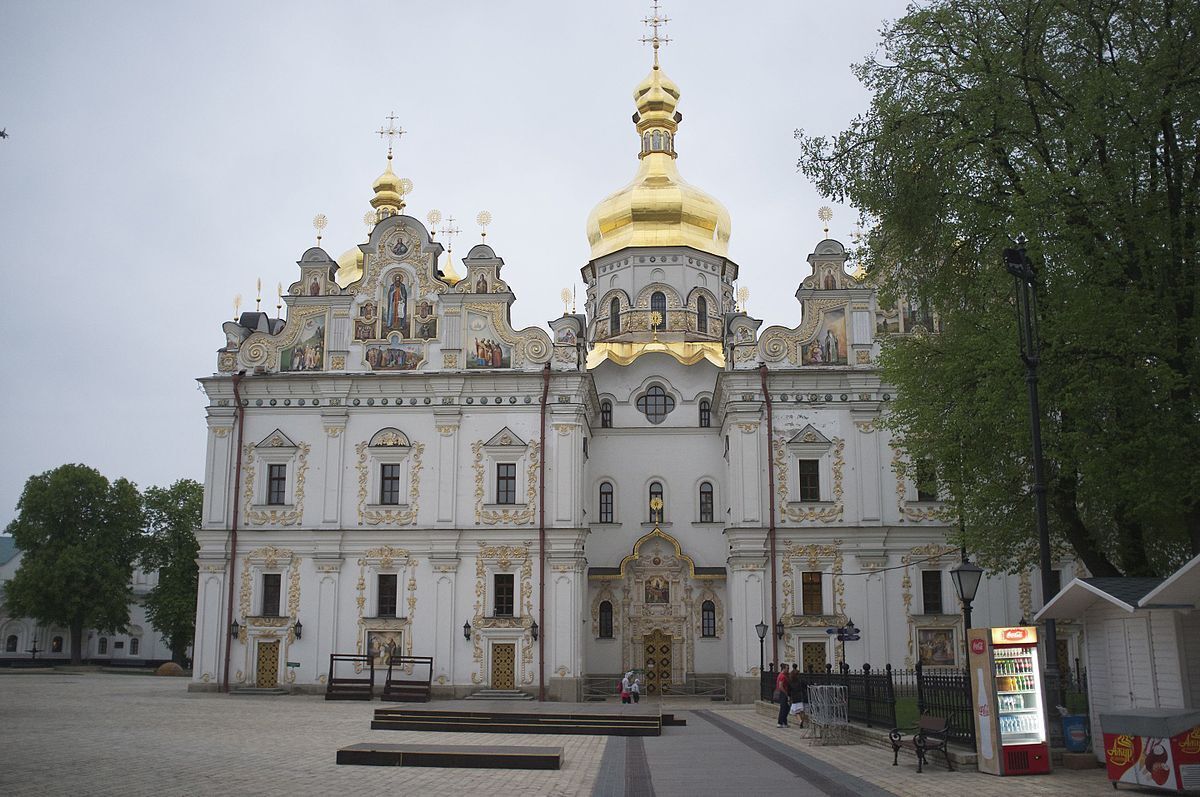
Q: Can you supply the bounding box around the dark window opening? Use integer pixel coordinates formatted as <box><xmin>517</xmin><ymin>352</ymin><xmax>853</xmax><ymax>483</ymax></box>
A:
<box><xmin>98</xmin><ymin>637</ymin><xmax>107</xmax><ymax>655</ymax></box>
<box><xmin>493</xmin><ymin>573</ymin><xmax>515</xmax><ymax>617</ymax></box>
<box><xmin>697</xmin><ymin>296</ymin><xmax>708</xmax><ymax>333</ymax></box>
<box><xmin>636</xmin><ymin>385</ymin><xmax>675</xmax><ymax>424</ymax></box>
<box><xmin>377</xmin><ymin>573</ymin><xmax>398</xmax><ymax>617</ymax></box>
<box><xmin>610</xmin><ymin>298</ymin><xmax>621</xmax><ymax>334</ymax></box>
<box><xmin>649</xmin><ymin>482</ymin><xmax>664</xmax><ymax>523</ymax></box>
<box><xmin>599</xmin><ymin>601</ymin><xmax>613</xmax><ymax>638</ymax></box>
<box><xmin>51</xmin><ymin>636</ymin><xmax>63</xmax><ymax>653</ymax></box>
<box><xmin>922</xmin><ymin>570</ymin><xmax>944</xmax><ymax>614</ymax></box>
<box><xmin>802</xmin><ymin>572</ymin><xmax>823</xmax><ymax>615</ymax></box>
<box><xmin>798</xmin><ymin>459</ymin><xmax>820</xmax><ymax>501</ymax></box>
<box><xmin>262</xmin><ymin>573</ymin><xmax>282</xmax><ymax>616</ymax></box>
<box><xmin>380</xmin><ymin>463</ymin><xmax>401</xmax><ymax>505</ymax></box>
<box><xmin>496</xmin><ymin>463</ymin><xmax>517</xmax><ymax>504</ymax></box>
<box><xmin>699</xmin><ymin>482</ymin><xmax>714</xmax><ymax>523</ymax></box>
<box><xmin>701</xmin><ymin>600</ymin><xmax>716</xmax><ymax>637</ymax></box>
<box><xmin>699</xmin><ymin>399</ymin><xmax>711</xmax><ymax>428</ymax></box>
<box><xmin>4</xmin><ymin>635</ymin><xmax>16</xmax><ymax>653</ymax></box>
<box><xmin>599</xmin><ymin>482</ymin><xmax>614</xmax><ymax>523</ymax></box>
<box><xmin>651</xmin><ymin>291</ymin><xmax>667</xmax><ymax>328</ymax></box>
<box><xmin>130</xmin><ymin>638</ymin><xmax>140</xmax><ymax>656</ymax></box>
<box><xmin>600</xmin><ymin>400</ymin><xmax>613</xmax><ymax>428</ymax></box>
<box><xmin>267</xmin><ymin>464</ymin><xmax>287</xmax><ymax>505</ymax></box>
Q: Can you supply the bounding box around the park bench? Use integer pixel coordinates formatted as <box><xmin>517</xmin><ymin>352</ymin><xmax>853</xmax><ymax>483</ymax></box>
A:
<box><xmin>889</xmin><ymin>715</ymin><xmax>953</xmax><ymax>773</ymax></box>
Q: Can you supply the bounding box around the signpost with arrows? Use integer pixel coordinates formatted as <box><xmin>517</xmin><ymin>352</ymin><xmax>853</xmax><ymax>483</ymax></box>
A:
<box><xmin>826</xmin><ymin>618</ymin><xmax>861</xmax><ymax>669</ymax></box>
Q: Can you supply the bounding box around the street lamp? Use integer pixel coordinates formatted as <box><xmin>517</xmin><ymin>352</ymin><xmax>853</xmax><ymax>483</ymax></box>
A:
<box><xmin>950</xmin><ymin>558</ymin><xmax>984</xmax><ymax>632</ymax></box>
<box><xmin>1005</xmin><ymin>241</ymin><xmax>1062</xmax><ymax>720</ymax></box>
<box><xmin>755</xmin><ymin>620</ymin><xmax>768</xmax><ymax>674</ymax></box>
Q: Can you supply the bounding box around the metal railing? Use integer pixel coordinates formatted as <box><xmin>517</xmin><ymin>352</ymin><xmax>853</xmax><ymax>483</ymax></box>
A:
<box><xmin>762</xmin><ymin>663</ymin><xmax>897</xmax><ymax>729</ymax></box>
<box><xmin>915</xmin><ymin>662</ymin><xmax>974</xmax><ymax>746</ymax></box>
<box><xmin>662</xmin><ymin>675</ymin><xmax>728</xmax><ymax>699</ymax></box>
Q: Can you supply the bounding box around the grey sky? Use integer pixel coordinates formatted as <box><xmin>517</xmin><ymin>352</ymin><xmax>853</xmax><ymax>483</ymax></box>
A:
<box><xmin>0</xmin><ymin>0</ymin><xmax>907</xmax><ymax>526</ymax></box>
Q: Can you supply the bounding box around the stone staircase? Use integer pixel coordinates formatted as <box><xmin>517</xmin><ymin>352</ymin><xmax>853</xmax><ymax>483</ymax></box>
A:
<box><xmin>465</xmin><ymin>688</ymin><xmax>534</xmax><ymax>701</ymax></box>
<box><xmin>232</xmin><ymin>686</ymin><xmax>290</xmax><ymax>696</ymax></box>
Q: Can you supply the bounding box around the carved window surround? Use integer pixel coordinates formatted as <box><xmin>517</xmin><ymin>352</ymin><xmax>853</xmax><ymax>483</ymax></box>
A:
<box><xmin>241</xmin><ymin>431</ymin><xmax>310</xmax><ymax>526</ymax></box>
<box><xmin>472</xmin><ymin>431</ymin><xmax>540</xmax><ymax>525</ymax></box>
<box><xmin>355</xmin><ymin>428</ymin><xmax>425</xmax><ymax>526</ymax></box>
<box><xmin>471</xmin><ymin>544</ymin><xmax>535</xmax><ymax>685</ymax></box>
<box><xmin>236</xmin><ymin>546</ymin><xmax>301</xmax><ymax>685</ymax></box>
<box><xmin>774</xmin><ymin>429</ymin><xmax>845</xmax><ymax>523</ymax></box>
<box><xmin>779</xmin><ymin>542</ymin><xmax>846</xmax><ymax>664</ymax></box>
<box><xmin>900</xmin><ymin>544</ymin><xmax>961</xmax><ymax>666</ymax></box>
<box><xmin>354</xmin><ymin>547</ymin><xmax>416</xmax><ymax>669</ymax></box>
<box><xmin>891</xmin><ymin>448</ymin><xmax>954</xmax><ymax>522</ymax></box>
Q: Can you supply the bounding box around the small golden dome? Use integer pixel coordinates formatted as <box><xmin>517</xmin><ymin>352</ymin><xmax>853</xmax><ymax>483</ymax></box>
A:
<box><xmin>370</xmin><ymin>156</ymin><xmax>406</xmax><ymax>215</ymax></box>
<box><xmin>586</xmin><ymin>66</ymin><xmax>731</xmax><ymax>259</ymax></box>
<box><xmin>335</xmin><ymin>246</ymin><xmax>363</xmax><ymax>288</ymax></box>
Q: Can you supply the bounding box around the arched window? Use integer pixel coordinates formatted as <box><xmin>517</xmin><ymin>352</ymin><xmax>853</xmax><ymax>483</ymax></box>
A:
<box><xmin>699</xmin><ymin>399</ymin><xmax>711</xmax><ymax>428</ymax></box>
<box><xmin>651</xmin><ymin>131</ymin><xmax>662</xmax><ymax>150</ymax></box>
<box><xmin>610</xmin><ymin>297</ymin><xmax>621</xmax><ymax>335</ymax></box>
<box><xmin>701</xmin><ymin>600</ymin><xmax>717</xmax><ymax>637</ymax></box>
<box><xmin>599</xmin><ymin>482</ymin><xmax>614</xmax><ymax>523</ymax></box>
<box><xmin>5</xmin><ymin>635</ymin><xmax>16</xmax><ymax>653</ymax></box>
<box><xmin>130</xmin><ymin>638</ymin><xmax>140</xmax><ymax>656</ymax></box>
<box><xmin>649</xmin><ymin>481</ymin><xmax>664</xmax><ymax>522</ymax></box>
<box><xmin>697</xmin><ymin>295</ymin><xmax>708</xmax><ymax>333</ymax></box>
<box><xmin>636</xmin><ymin>385</ymin><xmax>675</xmax><ymax>424</ymax></box>
<box><xmin>599</xmin><ymin>601</ymin><xmax>614</xmax><ymax>639</ymax></box>
<box><xmin>98</xmin><ymin>637</ymin><xmax>108</xmax><ymax>655</ymax></box>
<box><xmin>651</xmin><ymin>291</ymin><xmax>667</xmax><ymax>328</ymax></box>
<box><xmin>699</xmin><ymin>482</ymin><xmax>714</xmax><ymax>523</ymax></box>
<box><xmin>51</xmin><ymin>636</ymin><xmax>63</xmax><ymax>654</ymax></box>
<box><xmin>600</xmin><ymin>400</ymin><xmax>613</xmax><ymax>428</ymax></box>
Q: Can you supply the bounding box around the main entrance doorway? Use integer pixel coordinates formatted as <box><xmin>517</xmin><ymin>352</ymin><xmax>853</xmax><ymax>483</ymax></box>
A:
<box><xmin>802</xmin><ymin>641</ymin><xmax>826</xmax><ymax>673</ymax></box>
<box><xmin>255</xmin><ymin>640</ymin><xmax>280</xmax><ymax>688</ymax></box>
<box><xmin>491</xmin><ymin>643</ymin><xmax>516</xmax><ymax>689</ymax></box>
<box><xmin>643</xmin><ymin>630</ymin><xmax>672</xmax><ymax>695</ymax></box>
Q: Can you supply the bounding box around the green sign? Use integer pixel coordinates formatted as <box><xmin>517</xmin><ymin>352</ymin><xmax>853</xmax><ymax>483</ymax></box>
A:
<box><xmin>286</xmin><ymin>661</ymin><xmax>300</xmax><ymax>668</ymax></box>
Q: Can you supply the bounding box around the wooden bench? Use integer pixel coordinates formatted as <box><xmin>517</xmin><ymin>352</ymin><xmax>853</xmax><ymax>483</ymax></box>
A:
<box><xmin>889</xmin><ymin>715</ymin><xmax>953</xmax><ymax>773</ymax></box>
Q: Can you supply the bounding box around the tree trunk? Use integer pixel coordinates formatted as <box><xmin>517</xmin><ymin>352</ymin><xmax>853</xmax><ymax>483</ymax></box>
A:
<box><xmin>172</xmin><ymin>638</ymin><xmax>188</xmax><ymax>666</ymax></box>
<box><xmin>70</xmin><ymin>621</ymin><xmax>85</xmax><ymax>666</ymax></box>
<box><xmin>1050</xmin><ymin>474</ymin><xmax>1121</xmax><ymax>577</ymax></box>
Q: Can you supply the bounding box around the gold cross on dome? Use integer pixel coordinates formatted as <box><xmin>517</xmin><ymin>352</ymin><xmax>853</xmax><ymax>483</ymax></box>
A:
<box><xmin>376</xmin><ymin>112</ymin><xmax>406</xmax><ymax>158</ymax></box>
<box><xmin>640</xmin><ymin>0</ymin><xmax>672</xmax><ymax>68</ymax></box>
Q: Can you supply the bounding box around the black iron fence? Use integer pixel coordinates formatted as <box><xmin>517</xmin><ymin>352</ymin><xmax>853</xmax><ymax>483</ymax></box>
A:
<box><xmin>760</xmin><ymin>663</ymin><xmax>897</xmax><ymax>729</ymax></box>
<box><xmin>914</xmin><ymin>661</ymin><xmax>974</xmax><ymax>747</ymax></box>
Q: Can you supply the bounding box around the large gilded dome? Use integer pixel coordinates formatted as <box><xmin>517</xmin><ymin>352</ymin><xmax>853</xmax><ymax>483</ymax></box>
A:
<box><xmin>586</xmin><ymin>64</ymin><xmax>731</xmax><ymax>259</ymax></box>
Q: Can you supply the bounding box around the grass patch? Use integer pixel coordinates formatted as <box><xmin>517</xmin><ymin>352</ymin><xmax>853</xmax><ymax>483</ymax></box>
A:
<box><xmin>894</xmin><ymin>696</ymin><xmax>919</xmax><ymax>729</ymax></box>
<box><xmin>1064</xmin><ymin>692</ymin><xmax>1088</xmax><ymax>714</ymax></box>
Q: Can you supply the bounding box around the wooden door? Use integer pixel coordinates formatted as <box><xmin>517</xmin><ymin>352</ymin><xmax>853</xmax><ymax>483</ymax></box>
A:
<box><xmin>255</xmin><ymin>640</ymin><xmax>280</xmax><ymax>688</ymax></box>
<box><xmin>643</xmin><ymin>630</ymin><xmax>672</xmax><ymax>695</ymax></box>
<box><xmin>491</xmin><ymin>643</ymin><xmax>516</xmax><ymax>689</ymax></box>
<box><xmin>802</xmin><ymin>641</ymin><xmax>826</xmax><ymax>673</ymax></box>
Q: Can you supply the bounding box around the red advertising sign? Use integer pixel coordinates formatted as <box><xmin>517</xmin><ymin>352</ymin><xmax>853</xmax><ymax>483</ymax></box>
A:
<box><xmin>990</xmin><ymin>626</ymin><xmax>1038</xmax><ymax>645</ymax></box>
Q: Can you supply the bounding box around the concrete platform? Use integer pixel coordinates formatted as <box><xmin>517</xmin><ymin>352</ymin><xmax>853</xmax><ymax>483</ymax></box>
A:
<box><xmin>336</xmin><ymin>742</ymin><xmax>563</xmax><ymax>769</ymax></box>
<box><xmin>371</xmin><ymin>700</ymin><xmax>674</xmax><ymax>736</ymax></box>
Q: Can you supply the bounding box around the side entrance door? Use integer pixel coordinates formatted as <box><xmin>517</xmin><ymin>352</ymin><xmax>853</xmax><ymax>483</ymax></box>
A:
<box><xmin>255</xmin><ymin>640</ymin><xmax>280</xmax><ymax>688</ymax></box>
<box><xmin>491</xmin><ymin>643</ymin><xmax>516</xmax><ymax>689</ymax></box>
<box><xmin>643</xmin><ymin>629</ymin><xmax>672</xmax><ymax>695</ymax></box>
<box><xmin>802</xmin><ymin>641</ymin><xmax>827</xmax><ymax>673</ymax></box>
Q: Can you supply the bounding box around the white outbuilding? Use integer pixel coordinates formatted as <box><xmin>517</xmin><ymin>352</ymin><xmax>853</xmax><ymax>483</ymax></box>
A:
<box><xmin>1036</xmin><ymin>554</ymin><xmax>1200</xmax><ymax>761</ymax></box>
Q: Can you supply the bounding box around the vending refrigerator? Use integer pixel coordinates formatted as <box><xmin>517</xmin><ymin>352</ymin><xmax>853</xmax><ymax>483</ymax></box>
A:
<box><xmin>967</xmin><ymin>626</ymin><xmax>1052</xmax><ymax>775</ymax></box>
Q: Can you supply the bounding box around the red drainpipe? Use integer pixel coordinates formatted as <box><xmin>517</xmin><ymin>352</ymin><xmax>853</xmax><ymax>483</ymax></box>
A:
<box><xmin>223</xmin><ymin>371</ymin><xmax>247</xmax><ymax>693</ymax></box>
<box><xmin>759</xmin><ymin>365</ymin><xmax>779</xmax><ymax>665</ymax></box>
<box><xmin>538</xmin><ymin>364</ymin><xmax>550</xmax><ymax>701</ymax></box>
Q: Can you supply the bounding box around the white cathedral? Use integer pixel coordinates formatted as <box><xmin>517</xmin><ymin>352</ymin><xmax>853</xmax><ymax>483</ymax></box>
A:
<box><xmin>191</xmin><ymin>37</ymin><xmax>1078</xmax><ymax>700</ymax></box>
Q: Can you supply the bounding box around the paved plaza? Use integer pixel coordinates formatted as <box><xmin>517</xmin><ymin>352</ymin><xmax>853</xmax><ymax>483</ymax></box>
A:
<box><xmin>1</xmin><ymin>672</ymin><xmax>1120</xmax><ymax>796</ymax></box>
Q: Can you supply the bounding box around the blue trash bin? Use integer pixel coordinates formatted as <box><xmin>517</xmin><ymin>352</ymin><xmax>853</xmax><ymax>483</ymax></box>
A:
<box><xmin>1061</xmin><ymin>715</ymin><xmax>1089</xmax><ymax>752</ymax></box>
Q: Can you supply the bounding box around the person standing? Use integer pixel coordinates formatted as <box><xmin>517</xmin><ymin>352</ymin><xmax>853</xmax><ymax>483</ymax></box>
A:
<box><xmin>788</xmin><ymin>669</ymin><xmax>809</xmax><ymax>729</ymax></box>
<box><xmin>620</xmin><ymin>671</ymin><xmax>633</xmax><ymax>704</ymax></box>
<box><xmin>630</xmin><ymin>673</ymin><xmax>641</xmax><ymax>704</ymax></box>
<box><xmin>775</xmin><ymin>666</ymin><xmax>791</xmax><ymax>727</ymax></box>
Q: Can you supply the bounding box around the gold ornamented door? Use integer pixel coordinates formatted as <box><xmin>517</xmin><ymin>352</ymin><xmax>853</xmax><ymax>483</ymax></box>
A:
<box><xmin>643</xmin><ymin>630</ymin><xmax>672</xmax><ymax>695</ymax></box>
<box><xmin>491</xmin><ymin>643</ymin><xmax>516</xmax><ymax>689</ymax></box>
<box><xmin>802</xmin><ymin>641</ymin><xmax>826</xmax><ymax>673</ymax></box>
<box><xmin>255</xmin><ymin>640</ymin><xmax>280</xmax><ymax>688</ymax></box>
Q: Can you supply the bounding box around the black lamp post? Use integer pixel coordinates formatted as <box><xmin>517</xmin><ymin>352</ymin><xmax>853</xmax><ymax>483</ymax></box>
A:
<box><xmin>950</xmin><ymin>557</ymin><xmax>984</xmax><ymax>633</ymax></box>
<box><xmin>1005</xmin><ymin>242</ymin><xmax>1062</xmax><ymax>720</ymax></box>
<box><xmin>755</xmin><ymin>620</ymin><xmax>768</xmax><ymax>674</ymax></box>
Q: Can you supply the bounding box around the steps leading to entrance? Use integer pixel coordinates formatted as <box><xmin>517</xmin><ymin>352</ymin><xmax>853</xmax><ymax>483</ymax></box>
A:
<box><xmin>337</xmin><ymin>742</ymin><xmax>562</xmax><ymax>770</ymax></box>
<box><xmin>232</xmin><ymin>687</ymin><xmax>289</xmax><ymax>696</ymax></box>
<box><xmin>465</xmin><ymin>689</ymin><xmax>533</xmax><ymax>701</ymax></box>
<box><xmin>371</xmin><ymin>703</ymin><xmax>663</xmax><ymax>737</ymax></box>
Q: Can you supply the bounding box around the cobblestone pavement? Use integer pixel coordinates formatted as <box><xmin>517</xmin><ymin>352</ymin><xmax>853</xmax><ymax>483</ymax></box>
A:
<box><xmin>0</xmin><ymin>674</ymin><xmax>1140</xmax><ymax>797</ymax></box>
<box><xmin>0</xmin><ymin>673</ymin><xmax>605</xmax><ymax>797</ymax></box>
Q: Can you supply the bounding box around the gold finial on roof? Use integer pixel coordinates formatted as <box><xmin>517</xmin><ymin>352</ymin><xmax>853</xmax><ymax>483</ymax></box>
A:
<box><xmin>560</xmin><ymin>288</ymin><xmax>572</xmax><ymax>315</ymax></box>
<box><xmin>737</xmin><ymin>285</ymin><xmax>749</xmax><ymax>313</ymax></box>
<box><xmin>640</xmin><ymin>0</ymin><xmax>672</xmax><ymax>69</ymax></box>
<box><xmin>313</xmin><ymin>214</ymin><xmax>328</xmax><ymax>245</ymax></box>
<box><xmin>255</xmin><ymin>277</ymin><xmax>262</xmax><ymax>312</ymax></box>
<box><xmin>476</xmin><ymin>210</ymin><xmax>492</xmax><ymax>241</ymax></box>
<box><xmin>650</xmin><ymin>310</ymin><xmax>663</xmax><ymax>341</ymax></box>
<box><xmin>363</xmin><ymin>211</ymin><xmax>376</xmax><ymax>233</ymax></box>
<box><xmin>818</xmin><ymin>206</ymin><xmax>833</xmax><ymax>235</ymax></box>
<box><xmin>276</xmin><ymin>282</ymin><xmax>283</xmax><ymax>318</ymax></box>
<box><xmin>427</xmin><ymin>209</ymin><xmax>442</xmax><ymax>236</ymax></box>
<box><xmin>233</xmin><ymin>294</ymin><xmax>242</xmax><ymax>321</ymax></box>
<box><xmin>371</xmin><ymin>115</ymin><xmax>410</xmax><ymax>216</ymax></box>
<box><xmin>439</xmin><ymin>215</ymin><xmax>464</xmax><ymax>284</ymax></box>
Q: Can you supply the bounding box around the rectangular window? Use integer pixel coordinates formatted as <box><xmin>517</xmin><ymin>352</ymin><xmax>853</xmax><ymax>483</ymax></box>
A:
<box><xmin>377</xmin><ymin>573</ymin><xmax>398</xmax><ymax>617</ymax></box>
<box><xmin>380</xmin><ymin>463</ymin><xmax>401</xmax><ymax>505</ymax></box>
<box><xmin>599</xmin><ymin>484</ymin><xmax>614</xmax><ymax>523</ymax></box>
<box><xmin>916</xmin><ymin>459</ymin><xmax>938</xmax><ymax>502</ymax></box>
<box><xmin>496</xmin><ymin>463</ymin><xmax>517</xmax><ymax>504</ymax></box>
<box><xmin>493</xmin><ymin>573</ymin><xmax>515</xmax><ymax>617</ymax></box>
<box><xmin>699</xmin><ymin>485</ymin><xmax>714</xmax><ymax>523</ymax></box>
<box><xmin>267</xmin><ymin>464</ymin><xmax>287</xmax><ymax>505</ymax></box>
<box><xmin>922</xmin><ymin>570</ymin><xmax>943</xmax><ymax>615</ymax></box>
<box><xmin>801</xmin><ymin>572</ymin><xmax>823</xmax><ymax>615</ymax></box>
<box><xmin>261</xmin><ymin>573</ymin><xmax>282</xmax><ymax>616</ymax></box>
<box><xmin>798</xmin><ymin>460</ymin><xmax>820</xmax><ymax>501</ymax></box>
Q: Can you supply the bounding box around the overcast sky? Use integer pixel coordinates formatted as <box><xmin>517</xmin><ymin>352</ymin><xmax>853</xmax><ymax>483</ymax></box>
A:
<box><xmin>0</xmin><ymin>0</ymin><xmax>907</xmax><ymax>527</ymax></box>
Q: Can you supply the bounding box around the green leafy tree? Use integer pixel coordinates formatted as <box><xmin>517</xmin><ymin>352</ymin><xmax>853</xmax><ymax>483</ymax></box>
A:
<box><xmin>140</xmin><ymin>479</ymin><xmax>203</xmax><ymax>665</ymax></box>
<box><xmin>4</xmin><ymin>464</ymin><xmax>144</xmax><ymax>663</ymax></box>
<box><xmin>797</xmin><ymin>0</ymin><xmax>1199</xmax><ymax>576</ymax></box>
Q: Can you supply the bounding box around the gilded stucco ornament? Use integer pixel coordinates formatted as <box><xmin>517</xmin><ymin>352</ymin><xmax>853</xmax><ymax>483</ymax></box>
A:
<box><xmin>471</xmin><ymin>439</ymin><xmax>540</xmax><ymax>525</ymax></box>
<box><xmin>470</xmin><ymin>545</ymin><xmax>536</xmax><ymax>685</ymax></box>
<box><xmin>354</xmin><ymin>548</ymin><xmax>416</xmax><ymax>671</ymax></box>
<box><xmin>241</xmin><ymin>442</ymin><xmax>311</xmax><ymax>526</ymax></box>
<box><xmin>892</xmin><ymin>449</ymin><xmax>956</xmax><ymax>522</ymax></box>
<box><xmin>900</xmin><ymin>543</ymin><xmax>960</xmax><ymax>667</ymax></box>
<box><xmin>354</xmin><ymin>440</ymin><xmax>424</xmax><ymax>525</ymax></box>
<box><xmin>774</xmin><ymin>435</ymin><xmax>845</xmax><ymax>523</ymax></box>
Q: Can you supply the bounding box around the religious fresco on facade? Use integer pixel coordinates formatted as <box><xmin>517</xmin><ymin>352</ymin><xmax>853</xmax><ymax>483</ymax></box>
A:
<box><xmin>381</xmin><ymin>272</ymin><xmax>410</xmax><ymax>338</ymax></box>
<box><xmin>645</xmin><ymin>577</ymin><xmax>670</xmax><ymax>604</ymax></box>
<box><xmin>306</xmin><ymin>272</ymin><xmax>324</xmax><ymax>296</ymax></box>
<box><xmin>917</xmin><ymin>628</ymin><xmax>957</xmax><ymax>666</ymax></box>
<box><xmin>801</xmin><ymin>308</ymin><xmax>847</xmax><ymax>365</ymax></box>
<box><xmin>902</xmin><ymin>296</ymin><xmax>935</xmax><ymax>333</ymax></box>
<box><xmin>413</xmin><ymin>302</ymin><xmax>438</xmax><ymax>340</ymax></box>
<box><xmin>556</xmin><ymin>327</ymin><xmax>578</xmax><ymax>345</ymax></box>
<box><xmin>364</xmin><ymin>339</ymin><xmax>424</xmax><ymax>371</ymax></box>
<box><xmin>876</xmin><ymin>309</ymin><xmax>900</xmax><ymax>335</ymax></box>
<box><xmin>366</xmin><ymin>630</ymin><xmax>403</xmax><ymax>666</ymax></box>
<box><xmin>280</xmin><ymin>316</ymin><xmax>325</xmax><ymax>371</ymax></box>
<box><xmin>466</xmin><ymin>312</ymin><xmax>511</xmax><ymax>369</ymax></box>
<box><xmin>474</xmin><ymin>274</ymin><xmax>488</xmax><ymax>294</ymax></box>
<box><xmin>354</xmin><ymin>301</ymin><xmax>378</xmax><ymax>341</ymax></box>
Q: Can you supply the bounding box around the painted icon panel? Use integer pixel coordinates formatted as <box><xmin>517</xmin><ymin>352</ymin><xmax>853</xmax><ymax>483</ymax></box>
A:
<box><xmin>280</xmin><ymin>316</ymin><xmax>325</xmax><ymax>372</ymax></box>
<box><xmin>466</xmin><ymin>312</ymin><xmax>511</xmax><ymax>369</ymax></box>
<box><xmin>801</xmin><ymin>308</ymin><xmax>847</xmax><ymax>365</ymax></box>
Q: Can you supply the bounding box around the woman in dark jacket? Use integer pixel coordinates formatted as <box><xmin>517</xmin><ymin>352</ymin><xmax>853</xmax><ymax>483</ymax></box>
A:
<box><xmin>789</xmin><ymin>670</ymin><xmax>809</xmax><ymax>728</ymax></box>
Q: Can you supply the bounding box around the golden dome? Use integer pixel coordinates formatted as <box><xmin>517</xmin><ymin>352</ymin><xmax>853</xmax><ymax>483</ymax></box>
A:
<box><xmin>370</xmin><ymin>155</ymin><xmax>407</xmax><ymax>216</ymax></box>
<box><xmin>586</xmin><ymin>65</ymin><xmax>731</xmax><ymax>259</ymax></box>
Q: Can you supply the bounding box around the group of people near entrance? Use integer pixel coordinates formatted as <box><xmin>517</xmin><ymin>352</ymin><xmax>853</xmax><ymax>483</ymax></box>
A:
<box><xmin>771</xmin><ymin>664</ymin><xmax>809</xmax><ymax>728</ymax></box>
<box><xmin>619</xmin><ymin>671</ymin><xmax>642</xmax><ymax>704</ymax></box>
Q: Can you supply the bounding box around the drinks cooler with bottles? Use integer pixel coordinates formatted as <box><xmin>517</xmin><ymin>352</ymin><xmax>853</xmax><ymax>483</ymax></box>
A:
<box><xmin>967</xmin><ymin>626</ymin><xmax>1051</xmax><ymax>775</ymax></box>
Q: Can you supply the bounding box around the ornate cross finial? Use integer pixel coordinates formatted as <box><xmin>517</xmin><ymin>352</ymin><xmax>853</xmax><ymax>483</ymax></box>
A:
<box><xmin>440</xmin><ymin>216</ymin><xmax>461</xmax><ymax>252</ymax></box>
<box><xmin>476</xmin><ymin>210</ymin><xmax>492</xmax><ymax>241</ymax></box>
<box><xmin>376</xmin><ymin>112</ymin><xmax>406</xmax><ymax>159</ymax></box>
<box><xmin>818</xmin><ymin>206</ymin><xmax>833</xmax><ymax>235</ymax></box>
<box><xmin>640</xmin><ymin>0</ymin><xmax>672</xmax><ymax>69</ymax></box>
<box><xmin>313</xmin><ymin>213</ymin><xmax>328</xmax><ymax>245</ymax></box>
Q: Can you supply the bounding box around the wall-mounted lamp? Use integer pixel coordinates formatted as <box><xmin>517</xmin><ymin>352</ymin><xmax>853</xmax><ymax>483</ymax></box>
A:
<box><xmin>463</xmin><ymin>620</ymin><xmax>472</xmax><ymax>640</ymax></box>
<box><xmin>230</xmin><ymin>620</ymin><xmax>240</xmax><ymax>639</ymax></box>
<box><xmin>293</xmin><ymin>619</ymin><xmax>303</xmax><ymax>640</ymax></box>
<box><xmin>530</xmin><ymin>620</ymin><xmax>539</xmax><ymax>641</ymax></box>
<box><xmin>775</xmin><ymin>619</ymin><xmax>785</xmax><ymax>639</ymax></box>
